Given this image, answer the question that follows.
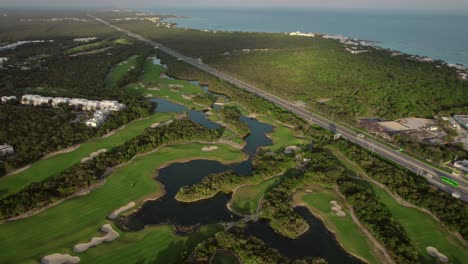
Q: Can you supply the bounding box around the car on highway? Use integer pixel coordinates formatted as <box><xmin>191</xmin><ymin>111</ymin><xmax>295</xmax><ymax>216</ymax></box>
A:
<box><xmin>357</xmin><ymin>133</ymin><xmax>365</xmax><ymax>138</ymax></box>
<box><xmin>452</xmin><ymin>192</ymin><xmax>461</xmax><ymax>199</ymax></box>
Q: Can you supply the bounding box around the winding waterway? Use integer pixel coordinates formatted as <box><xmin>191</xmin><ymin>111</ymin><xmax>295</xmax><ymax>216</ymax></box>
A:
<box><xmin>124</xmin><ymin>61</ymin><xmax>360</xmax><ymax>263</ymax></box>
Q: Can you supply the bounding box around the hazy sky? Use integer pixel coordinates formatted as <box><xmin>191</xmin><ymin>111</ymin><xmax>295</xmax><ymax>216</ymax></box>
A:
<box><xmin>1</xmin><ymin>0</ymin><xmax>468</xmax><ymax>10</ymax></box>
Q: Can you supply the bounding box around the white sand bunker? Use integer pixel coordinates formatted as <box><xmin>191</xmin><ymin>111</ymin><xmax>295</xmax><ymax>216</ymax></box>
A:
<box><xmin>151</xmin><ymin>122</ymin><xmax>160</xmax><ymax>128</ymax></box>
<box><xmin>144</xmin><ymin>94</ymin><xmax>153</xmax><ymax>98</ymax></box>
<box><xmin>284</xmin><ymin>146</ymin><xmax>299</xmax><ymax>154</ymax></box>
<box><xmin>81</xmin><ymin>149</ymin><xmax>107</xmax><ymax>163</ymax></box>
<box><xmin>73</xmin><ymin>224</ymin><xmax>119</xmax><ymax>253</ymax></box>
<box><xmin>169</xmin><ymin>84</ymin><xmax>183</xmax><ymax>88</ymax></box>
<box><xmin>202</xmin><ymin>146</ymin><xmax>218</xmax><ymax>152</ymax></box>
<box><xmin>330</xmin><ymin>200</ymin><xmax>346</xmax><ymax>217</ymax></box>
<box><xmin>182</xmin><ymin>94</ymin><xmax>193</xmax><ymax>100</ymax></box>
<box><xmin>41</xmin><ymin>253</ymin><xmax>80</xmax><ymax>264</ymax></box>
<box><xmin>108</xmin><ymin>202</ymin><xmax>136</xmax><ymax>219</ymax></box>
<box><xmin>426</xmin><ymin>247</ymin><xmax>448</xmax><ymax>263</ymax></box>
<box><xmin>148</xmin><ymin>87</ymin><xmax>160</xmax><ymax>91</ymax></box>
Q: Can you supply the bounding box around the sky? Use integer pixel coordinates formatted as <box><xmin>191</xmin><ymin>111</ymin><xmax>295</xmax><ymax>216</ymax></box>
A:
<box><xmin>1</xmin><ymin>0</ymin><xmax>468</xmax><ymax>10</ymax></box>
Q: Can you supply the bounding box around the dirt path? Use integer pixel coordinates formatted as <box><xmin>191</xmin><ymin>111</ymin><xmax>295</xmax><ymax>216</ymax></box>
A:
<box><xmin>331</xmin><ymin>148</ymin><xmax>467</xmax><ymax>247</ymax></box>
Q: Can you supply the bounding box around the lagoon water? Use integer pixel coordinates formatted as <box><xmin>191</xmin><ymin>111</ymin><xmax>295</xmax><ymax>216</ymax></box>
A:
<box><xmin>150</xmin><ymin>7</ymin><xmax>468</xmax><ymax>66</ymax></box>
<box><xmin>124</xmin><ymin>97</ymin><xmax>359</xmax><ymax>262</ymax></box>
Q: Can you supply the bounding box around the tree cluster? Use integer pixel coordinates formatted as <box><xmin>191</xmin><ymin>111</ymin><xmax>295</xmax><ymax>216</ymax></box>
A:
<box><xmin>336</xmin><ymin>140</ymin><xmax>468</xmax><ymax>238</ymax></box>
<box><xmin>191</xmin><ymin>228</ymin><xmax>327</xmax><ymax>264</ymax></box>
<box><xmin>339</xmin><ymin>179</ymin><xmax>420</xmax><ymax>264</ymax></box>
<box><xmin>0</xmin><ymin>119</ymin><xmax>222</xmax><ymax>220</ymax></box>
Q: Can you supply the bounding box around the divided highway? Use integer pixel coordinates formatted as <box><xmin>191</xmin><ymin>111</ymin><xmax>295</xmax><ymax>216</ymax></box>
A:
<box><xmin>90</xmin><ymin>14</ymin><xmax>468</xmax><ymax>202</ymax></box>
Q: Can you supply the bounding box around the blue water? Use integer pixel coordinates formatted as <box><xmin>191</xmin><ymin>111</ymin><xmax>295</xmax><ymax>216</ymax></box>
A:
<box><xmin>147</xmin><ymin>7</ymin><xmax>468</xmax><ymax>65</ymax></box>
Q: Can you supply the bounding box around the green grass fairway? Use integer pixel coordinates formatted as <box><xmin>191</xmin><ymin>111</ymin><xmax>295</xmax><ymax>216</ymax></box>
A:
<box><xmin>0</xmin><ymin>112</ymin><xmax>175</xmax><ymax>199</ymax></box>
<box><xmin>66</xmin><ymin>38</ymin><xmax>132</xmax><ymax>55</ymax></box>
<box><xmin>294</xmin><ymin>188</ymin><xmax>381</xmax><ymax>264</ymax></box>
<box><xmin>106</xmin><ymin>55</ymin><xmax>141</xmax><ymax>88</ymax></box>
<box><xmin>211</xmin><ymin>250</ymin><xmax>241</xmax><ymax>264</ymax></box>
<box><xmin>330</xmin><ymin>147</ymin><xmax>467</xmax><ymax>264</ymax></box>
<box><xmin>266</xmin><ymin>122</ymin><xmax>308</xmax><ymax>151</ymax></box>
<box><xmin>80</xmin><ymin>224</ymin><xmax>221</xmax><ymax>264</ymax></box>
<box><xmin>229</xmin><ymin>176</ymin><xmax>282</xmax><ymax>215</ymax></box>
<box><xmin>141</xmin><ymin>57</ymin><xmax>166</xmax><ymax>83</ymax></box>
<box><xmin>0</xmin><ymin>143</ymin><xmax>246</xmax><ymax>263</ymax></box>
<box><xmin>362</xmin><ymin>180</ymin><xmax>467</xmax><ymax>264</ymax></box>
<box><xmin>66</xmin><ymin>39</ymin><xmax>109</xmax><ymax>54</ymax></box>
<box><xmin>131</xmin><ymin>58</ymin><xmax>206</xmax><ymax>108</ymax></box>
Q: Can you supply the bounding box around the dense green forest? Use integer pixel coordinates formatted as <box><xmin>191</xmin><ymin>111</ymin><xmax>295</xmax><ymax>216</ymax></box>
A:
<box><xmin>0</xmin><ymin>119</ymin><xmax>222</xmax><ymax>220</ymax></box>
<box><xmin>192</xmin><ymin>227</ymin><xmax>327</xmax><ymax>264</ymax></box>
<box><xmin>113</xmin><ymin>19</ymin><xmax>468</xmax><ymax>121</ymax></box>
<box><xmin>0</xmin><ymin>38</ymin><xmax>151</xmax><ymax>97</ymax></box>
<box><xmin>261</xmin><ymin>149</ymin><xmax>344</xmax><ymax>238</ymax></box>
<box><xmin>219</xmin><ymin>106</ymin><xmax>250</xmax><ymax>138</ymax></box>
<box><xmin>0</xmin><ymin>11</ymin><xmax>117</xmax><ymax>42</ymax></box>
<box><xmin>339</xmin><ymin>179</ymin><xmax>420</xmax><ymax>264</ymax></box>
<box><xmin>336</xmin><ymin>140</ymin><xmax>468</xmax><ymax>238</ymax></box>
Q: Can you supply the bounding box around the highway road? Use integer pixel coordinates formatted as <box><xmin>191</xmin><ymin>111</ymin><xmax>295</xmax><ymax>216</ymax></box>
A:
<box><xmin>90</xmin><ymin>14</ymin><xmax>468</xmax><ymax>202</ymax></box>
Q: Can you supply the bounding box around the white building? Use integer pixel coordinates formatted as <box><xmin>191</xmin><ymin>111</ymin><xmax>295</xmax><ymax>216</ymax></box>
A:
<box><xmin>50</xmin><ymin>97</ymin><xmax>70</xmax><ymax>107</ymax></box>
<box><xmin>0</xmin><ymin>57</ymin><xmax>8</xmax><ymax>67</ymax></box>
<box><xmin>289</xmin><ymin>31</ymin><xmax>315</xmax><ymax>37</ymax></box>
<box><xmin>0</xmin><ymin>144</ymin><xmax>14</xmax><ymax>157</ymax></box>
<box><xmin>100</xmin><ymin>100</ymin><xmax>125</xmax><ymax>111</ymax></box>
<box><xmin>21</xmin><ymin>94</ymin><xmax>52</xmax><ymax>106</ymax></box>
<box><xmin>20</xmin><ymin>94</ymin><xmax>125</xmax><ymax>127</ymax></box>
<box><xmin>454</xmin><ymin>160</ymin><xmax>468</xmax><ymax>173</ymax></box>
<box><xmin>1</xmin><ymin>95</ymin><xmax>16</xmax><ymax>103</ymax></box>
<box><xmin>85</xmin><ymin>110</ymin><xmax>110</xmax><ymax>128</ymax></box>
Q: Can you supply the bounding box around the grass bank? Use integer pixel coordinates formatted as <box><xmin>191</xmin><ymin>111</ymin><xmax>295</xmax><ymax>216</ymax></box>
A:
<box><xmin>0</xmin><ymin>112</ymin><xmax>175</xmax><ymax>199</ymax></box>
<box><xmin>229</xmin><ymin>175</ymin><xmax>282</xmax><ymax>215</ymax></box>
<box><xmin>293</xmin><ymin>187</ymin><xmax>382</xmax><ymax>264</ymax></box>
<box><xmin>0</xmin><ymin>142</ymin><xmax>245</xmax><ymax>263</ymax></box>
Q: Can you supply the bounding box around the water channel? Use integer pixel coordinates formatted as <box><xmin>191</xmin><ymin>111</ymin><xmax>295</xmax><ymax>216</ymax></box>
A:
<box><xmin>123</xmin><ymin>59</ymin><xmax>361</xmax><ymax>263</ymax></box>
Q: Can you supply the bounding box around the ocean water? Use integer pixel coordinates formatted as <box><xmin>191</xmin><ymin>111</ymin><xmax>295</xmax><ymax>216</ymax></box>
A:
<box><xmin>147</xmin><ymin>7</ymin><xmax>468</xmax><ymax>66</ymax></box>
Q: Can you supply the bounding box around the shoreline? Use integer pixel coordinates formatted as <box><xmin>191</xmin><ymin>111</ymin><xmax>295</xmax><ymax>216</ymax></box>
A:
<box><xmin>149</xmin><ymin>11</ymin><xmax>468</xmax><ymax>69</ymax></box>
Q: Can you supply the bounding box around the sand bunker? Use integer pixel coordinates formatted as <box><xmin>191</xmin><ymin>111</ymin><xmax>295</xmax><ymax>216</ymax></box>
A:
<box><xmin>41</xmin><ymin>253</ymin><xmax>80</xmax><ymax>264</ymax></box>
<box><xmin>169</xmin><ymin>84</ymin><xmax>183</xmax><ymax>88</ymax></box>
<box><xmin>330</xmin><ymin>200</ymin><xmax>346</xmax><ymax>217</ymax></box>
<box><xmin>81</xmin><ymin>149</ymin><xmax>107</xmax><ymax>163</ymax></box>
<box><xmin>148</xmin><ymin>87</ymin><xmax>160</xmax><ymax>91</ymax></box>
<box><xmin>202</xmin><ymin>146</ymin><xmax>218</xmax><ymax>152</ymax></box>
<box><xmin>426</xmin><ymin>247</ymin><xmax>448</xmax><ymax>263</ymax></box>
<box><xmin>151</xmin><ymin>122</ymin><xmax>160</xmax><ymax>128</ymax></box>
<box><xmin>108</xmin><ymin>202</ymin><xmax>136</xmax><ymax>219</ymax></box>
<box><xmin>144</xmin><ymin>94</ymin><xmax>153</xmax><ymax>98</ymax></box>
<box><xmin>284</xmin><ymin>146</ymin><xmax>299</xmax><ymax>154</ymax></box>
<box><xmin>182</xmin><ymin>94</ymin><xmax>192</xmax><ymax>100</ymax></box>
<box><xmin>74</xmin><ymin>224</ymin><xmax>119</xmax><ymax>253</ymax></box>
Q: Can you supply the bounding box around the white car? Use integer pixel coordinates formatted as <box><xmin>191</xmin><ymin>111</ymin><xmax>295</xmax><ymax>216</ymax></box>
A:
<box><xmin>357</xmin><ymin>133</ymin><xmax>365</xmax><ymax>138</ymax></box>
<box><xmin>452</xmin><ymin>192</ymin><xmax>461</xmax><ymax>199</ymax></box>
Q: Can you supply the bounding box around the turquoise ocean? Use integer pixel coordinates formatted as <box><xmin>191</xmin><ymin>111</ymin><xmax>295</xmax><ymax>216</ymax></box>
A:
<box><xmin>146</xmin><ymin>7</ymin><xmax>468</xmax><ymax>66</ymax></box>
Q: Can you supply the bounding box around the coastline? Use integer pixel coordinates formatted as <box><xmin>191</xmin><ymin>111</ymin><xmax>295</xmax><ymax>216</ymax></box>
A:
<box><xmin>145</xmin><ymin>8</ymin><xmax>468</xmax><ymax>68</ymax></box>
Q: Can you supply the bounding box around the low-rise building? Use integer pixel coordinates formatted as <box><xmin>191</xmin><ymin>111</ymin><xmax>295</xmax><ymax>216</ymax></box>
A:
<box><xmin>454</xmin><ymin>115</ymin><xmax>468</xmax><ymax>130</ymax></box>
<box><xmin>454</xmin><ymin>160</ymin><xmax>468</xmax><ymax>173</ymax></box>
<box><xmin>0</xmin><ymin>143</ymin><xmax>14</xmax><ymax>157</ymax></box>
<box><xmin>20</xmin><ymin>94</ymin><xmax>125</xmax><ymax>127</ymax></box>
<box><xmin>1</xmin><ymin>95</ymin><xmax>16</xmax><ymax>103</ymax></box>
<box><xmin>85</xmin><ymin>110</ymin><xmax>111</xmax><ymax>128</ymax></box>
